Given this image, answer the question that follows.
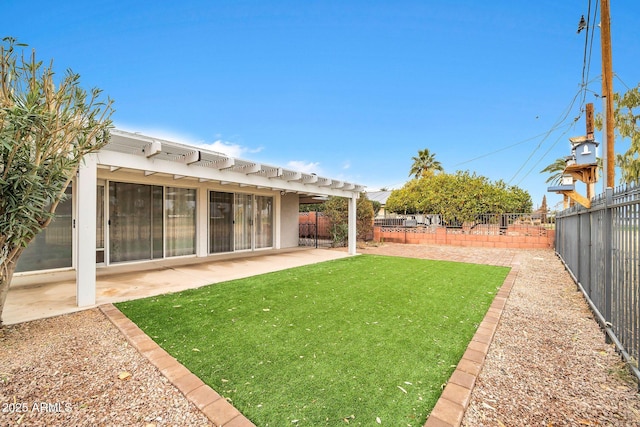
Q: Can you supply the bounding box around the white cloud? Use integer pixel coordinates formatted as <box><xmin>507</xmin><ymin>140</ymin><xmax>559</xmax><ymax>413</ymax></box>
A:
<box><xmin>112</xmin><ymin>123</ymin><xmax>262</xmax><ymax>159</ymax></box>
<box><xmin>287</xmin><ymin>160</ymin><xmax>321</xmax><ymax>174</ymax></box>
<box><xmin>342</xmin><ymin>161</ymin><xmax>351</xmax><ymax>170</ymax></box>
<box><xmin>195</xmin><ymin>140</ymin><xmax>263</xmax><ymax>159</ymax></box>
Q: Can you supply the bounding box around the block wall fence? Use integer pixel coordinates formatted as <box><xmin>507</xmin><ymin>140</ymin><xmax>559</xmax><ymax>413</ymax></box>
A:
<box><xmin>299</xmin><ymin>213</ymin><xmax>555</xmax><ymax>249</ymax></box>
<box><xmin>372</xmin><ymin>226</ymin><xmax>555</xmax><ymax>249</ymax></box>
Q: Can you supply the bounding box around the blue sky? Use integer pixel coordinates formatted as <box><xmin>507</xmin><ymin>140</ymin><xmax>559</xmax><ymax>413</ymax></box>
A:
<box><xmin>4</xmin><ymin>0</ymin><xmax>639</xmax><ymax>210</ymax></box>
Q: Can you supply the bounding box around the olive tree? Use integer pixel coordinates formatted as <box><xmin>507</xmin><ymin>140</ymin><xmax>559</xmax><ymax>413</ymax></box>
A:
<box><xmin>385</xmin><ymin>171</ymin><xmax>532</xmax><ymax>223</ymax></box>
<box><xmin>0</xmin><ymin>38</ymin><xmax>114</xmax><ymax>324</ymax></box>
<box><xmin>323</xmin><ymin>194</ymin><xmax>374</xmax><ymax>247</ymax></box>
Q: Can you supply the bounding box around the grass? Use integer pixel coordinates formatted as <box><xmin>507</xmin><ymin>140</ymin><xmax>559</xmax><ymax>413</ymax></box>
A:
<box><xmin>116</xmin><ymin>255</ymin><xmax>509</xmax><ymax>426</ymax></box>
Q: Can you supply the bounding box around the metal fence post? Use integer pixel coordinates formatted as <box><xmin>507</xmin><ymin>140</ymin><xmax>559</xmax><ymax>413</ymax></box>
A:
<box><xmin>604</xmin><ymin>188</ymin><xmax>614</xmax><ymax>342</ymax></box>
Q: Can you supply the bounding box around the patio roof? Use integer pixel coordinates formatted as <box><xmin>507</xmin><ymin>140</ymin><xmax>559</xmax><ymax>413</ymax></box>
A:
<box><xmin>98</xmin><ymin>129</ymin><xmax>365</xmax><ymax>198</ymax></box>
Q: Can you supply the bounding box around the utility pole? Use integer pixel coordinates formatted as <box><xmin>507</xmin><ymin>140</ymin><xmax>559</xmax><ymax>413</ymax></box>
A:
<box><xmin>601</xmin><ymin>0</ymin><xmax>615</xmax><ymax>188</ymax></box>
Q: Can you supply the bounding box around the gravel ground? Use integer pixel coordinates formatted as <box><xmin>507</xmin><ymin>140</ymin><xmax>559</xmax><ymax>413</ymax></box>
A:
<box><xmin>358</xmin><ymin>243</ymin><xmax>640</xmax><ymax>427</ymax></box>
<box><xmin>0</xmin><ymin>309</ymin><xmax>212</xmax><ymax>427</ymax></box>
<box><xmin>1</xmin><ymin>243</ymin><xmax>639</xmax><ymax>427</ymax></box>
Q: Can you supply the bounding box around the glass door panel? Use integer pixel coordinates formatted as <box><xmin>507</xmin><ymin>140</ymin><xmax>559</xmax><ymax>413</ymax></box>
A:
<box><xmin>109</xmin><ymin>182</ymin><xmax>163</xmax><ymax>262</ymax></box>
<box><xmin>234</xmin><ymin>193</ymin><xmax>253</xmax><ymax>251</ymax></box>
<box><xmin>255</xmin><ymin>196</ymin><xmax>273</xmax><ymax>249</ymax></box>
<box><xmin>15</xmin><ymin>187</ymin><xmax>73</xmax><ymax>272</ymax></box>
<box><xmin>209</xmin><ymin>191</ymin><xmax>233</xmax><ymax>253</ymax></box>
<box><xmin>165</xmin><ymin>187</ymin><xmax>196</xmax><ymax>257</ymax></box>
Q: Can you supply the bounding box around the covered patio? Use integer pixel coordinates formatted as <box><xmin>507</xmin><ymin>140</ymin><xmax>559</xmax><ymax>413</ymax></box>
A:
<box><xmin>11</xmin><ymin>129</ymin><xmax>364</xmax><ymax>318</ymax></box>
<box><xmin>5</xmin><ymin>247</ymin><xmax>351</xmax><ymax>325</ymax></box>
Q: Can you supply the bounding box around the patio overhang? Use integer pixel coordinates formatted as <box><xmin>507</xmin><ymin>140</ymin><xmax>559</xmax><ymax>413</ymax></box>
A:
<box><xmin>100</xmin><ymin>129</ymin><xmax>365</xmax><ymax>200</ymax></box>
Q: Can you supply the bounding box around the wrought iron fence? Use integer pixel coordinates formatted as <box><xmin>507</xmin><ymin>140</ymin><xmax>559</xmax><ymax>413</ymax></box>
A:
<box><xmin>375</xmin><ymin>213</ymin><xmax>551</xmax><ymax>236</ymax></box>
<box><xmin>556</xmin><ymin>185</ymin><xmax>640</xmax><ymax>387</ymax></box>
<box><xmin>298</xmin><ymin>215</ymin><xmax>333</xmax><ymax>248</ymax></box>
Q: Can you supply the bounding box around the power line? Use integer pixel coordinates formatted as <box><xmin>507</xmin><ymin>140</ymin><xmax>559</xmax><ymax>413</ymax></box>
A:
<box><xmin>507</xmin><ymin>86</ymin><xmax>585</xmax><ymax>184</ymax></box>
<box><xmin>579</xmin><ymin>0</ymin><xmax>599</xmax><ymax>109</ymax></box>
<box><xmin>516</xmin><ymin>123</ymin><xmax>577</xmax><ymax>186</ymax></box>
<box><xmin>453</xmin><ymin>124</ymin><xmax>573</xmax><ymax>168</ymax></box>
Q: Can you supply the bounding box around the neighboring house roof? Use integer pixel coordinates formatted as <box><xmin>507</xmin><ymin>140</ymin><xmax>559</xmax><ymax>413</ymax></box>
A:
<box><xmin>101</xmin><ymin>129</ymin><xmax>365</xmax><ymax>198</ymax></box>
<box><xmin>366</xmin><ymin>190</ymin><xmax>392</xmax><ymax>205</ymax></box>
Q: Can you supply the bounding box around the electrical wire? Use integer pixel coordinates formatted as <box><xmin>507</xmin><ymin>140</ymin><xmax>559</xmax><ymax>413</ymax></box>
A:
<box><xmin>507</xmin><ymin>85</ymin><xmax>585</xmax><ymax>184</ymax></box>
<box><xmin>453</xmin><ymin>124</ymin><xmax>573</xmax><ymax>168</ymax></box>
<box><xmin>614</xmin><ymin>73</ymin><xmax>632</xmax><ymax>91</ymax></box>
<box><xmin>579</xmin><ymin>0</ymin><xmax>599</xmax><ymax>109</ymax></box>
<box><xmin>516</xmin><ymin>123</ymin><xmax>577</xmax><ymax>186</ymax></box>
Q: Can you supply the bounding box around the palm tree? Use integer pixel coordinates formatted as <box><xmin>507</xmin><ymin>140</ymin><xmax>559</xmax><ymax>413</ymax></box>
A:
<box><xmin>540</xmin><ymin>158</ymin><xmax>568</xmax><ymax>185</ymax></box>
<box><xmin>409</xmin><ymin>148</ymin><xmax>443</xmax><ymax>179</ymax></box>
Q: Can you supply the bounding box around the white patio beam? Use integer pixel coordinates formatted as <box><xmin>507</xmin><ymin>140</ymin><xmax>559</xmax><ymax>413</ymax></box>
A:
<box><xmin>242</xmin><ymin>163</ymin><xmax>263</xmax><ymax>174</ymax></box>
<box><xmin>284</xmin><ymin>171</ymin><xmax>302</xmax><ymax>181</ymax></box>
<box><xmin>206</xmin><ymin>157</ymin><xmax>235</xmax><ymax>170</ymax></box>
<box><xmin>143</xmin><ymin>141</ymin><xmax>162</xmax><ymax>158</ymax></box>
<box><xmin>266</xmin><ymin>167</ymin><xmax>283</xmax><ymax>178</ymax></box>
<box><xmin>180</xmin><ymin>150</ymin><xmax>201</xmax><ymax>165</ymax></box>
<box><xmin>303</xmin><ymin>174</ymin><xmax>318</xmax><ymax>184</ymax></box>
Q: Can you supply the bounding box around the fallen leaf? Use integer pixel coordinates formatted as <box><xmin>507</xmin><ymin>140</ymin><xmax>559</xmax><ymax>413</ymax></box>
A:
<box><xmin>118</xmin><ymin>371</ymin><xmax>131</xmax><ymax>380</ymax></box>
<box><xmin>397</xmin><ymin>385</ymin><xmax>407</xmax><ymax>394</ymax></box>
<box><xmin>376</xmin><ymin>416</ymin><xmax>382</xmax><ymax>424</ymax></box>
<box><xmin>192</xmin><ymin>348</ymin><xmax>200</xmax><ymax>352</ymax></box>
<box><xmin>481</xmin><ymin>402</ymin><xmax>496</xmax><ymax>411</ymax></box>
<box><xmin>263</xmin><ymin>308</ymin><xmax>270</xmax><ymax>312</ymax></box>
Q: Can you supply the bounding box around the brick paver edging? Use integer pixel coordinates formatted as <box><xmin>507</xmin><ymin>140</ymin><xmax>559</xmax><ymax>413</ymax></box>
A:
<box><xmin>99</xmin><ymin>304</ymin><xmax>256</xmax><ymax>427</ymax></box>
<box><xmin>423</xmin><ymin>256</ymin><xmax>520</xmax><ymax>427</ymax></box>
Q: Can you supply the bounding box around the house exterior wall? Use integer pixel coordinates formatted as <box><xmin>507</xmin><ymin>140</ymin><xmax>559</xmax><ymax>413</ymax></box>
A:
<box><xmin>280</xmin><ymin>193</ymin><xmax>300</xmax><ymax>248</ymax></box>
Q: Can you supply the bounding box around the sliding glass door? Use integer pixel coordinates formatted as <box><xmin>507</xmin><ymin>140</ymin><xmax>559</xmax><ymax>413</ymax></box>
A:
<box><xmin>209</xmin><ymin>191</ymin><xmax>273</xmax><ymax>253</ymax></box>
<box><xmin>209</xmin><ymin>191</ymin><xmax>233</xmax><ymax>253</ymax></box>
<box><xmin>109</xmin><ymin>182</ymin><xmax>163</xmax><ymax>263</ymax></box>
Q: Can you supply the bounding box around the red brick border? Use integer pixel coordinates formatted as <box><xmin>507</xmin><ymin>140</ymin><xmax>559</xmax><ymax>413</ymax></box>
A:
<box><xmin>99</xmin><ymin>304</ymin><xmax>256</xmax><ymax>427</ymax></box>
<box><xmin>423</xmin><ymin>258</ymin><xmax>520</xmax><ymax>427</ymax></box>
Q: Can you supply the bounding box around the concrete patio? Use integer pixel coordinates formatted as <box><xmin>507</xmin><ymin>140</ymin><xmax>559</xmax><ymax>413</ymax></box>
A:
<box><xmin>3</xmin><ymin>248</ymin><xmax>352</xmax><ymax>325</ymax></box>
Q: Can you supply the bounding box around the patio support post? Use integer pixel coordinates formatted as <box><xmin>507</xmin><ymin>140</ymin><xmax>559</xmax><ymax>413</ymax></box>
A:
<box><xmin>196</xmin><ymin>186</ymin><xmax>208</xmax><ymax>257</ymax></box>
<box><xmin>348</xmin><ymin>194</ymin><xmax>357</xmax><ymax>255</ymax></box>
<box><xmin>76</xmin><ymin>153</ymin><xmax>97</xmax><ymax>307</ymax></box>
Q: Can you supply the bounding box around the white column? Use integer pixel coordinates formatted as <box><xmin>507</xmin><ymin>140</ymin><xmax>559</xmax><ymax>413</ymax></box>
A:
<box><xmin>196</xmin><ymin>186</ymin><xmax>208</xmax><ymax>257</ymax></box>
<box><xmin>348</xmin><ymin>195</ymin><xmax>357</xmax><ymax>255</ymax></box>
<box><xmin>76</xmin><ymin>154</ymin><xmax>97</xmax><ymax>307</ymax></box>
<box><xmin>274</xmin><ymin>192</ymin><xmax>281</xmax><ymax>249</ymax></box>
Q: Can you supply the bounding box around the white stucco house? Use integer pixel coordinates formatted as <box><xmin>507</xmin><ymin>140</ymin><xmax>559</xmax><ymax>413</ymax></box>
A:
<box><xmin>14</xmin><ymin>129</ymin><xmax>364</xmax><ymax>307</ymax></box>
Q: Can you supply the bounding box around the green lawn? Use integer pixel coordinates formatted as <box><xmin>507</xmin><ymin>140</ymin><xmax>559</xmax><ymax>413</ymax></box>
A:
<box><xmin>116</xmin><ymin>255</ymin><xmax>509</xmax><ymax>426</ymax></box>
